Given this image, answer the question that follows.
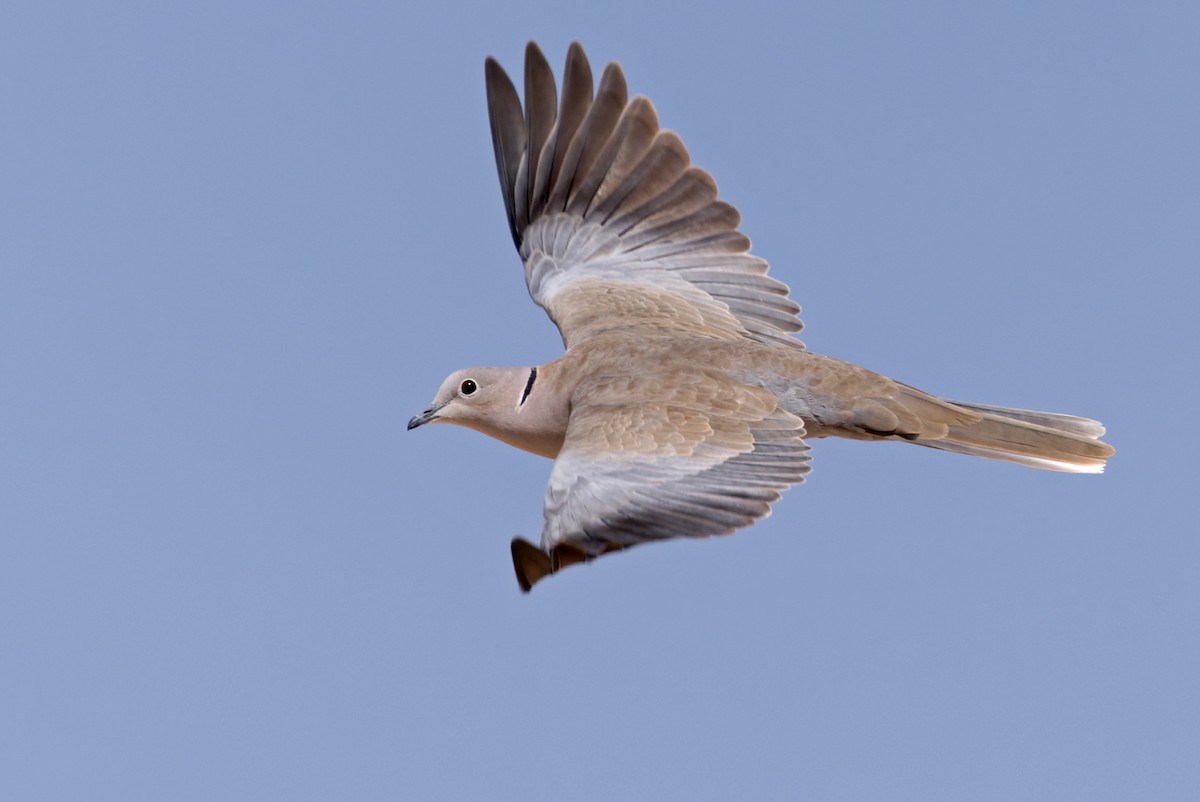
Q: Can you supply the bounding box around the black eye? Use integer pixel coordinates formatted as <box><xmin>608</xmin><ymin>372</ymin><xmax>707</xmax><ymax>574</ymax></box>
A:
<box><xmin>460</xmin><ymin>379</ymin><xmax>477</xmax><ymax>395</ymax></box>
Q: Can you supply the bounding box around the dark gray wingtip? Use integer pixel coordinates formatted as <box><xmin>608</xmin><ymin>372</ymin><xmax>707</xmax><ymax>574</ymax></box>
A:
<box><xmin>511</xmin><ymin>537</ymin><xmax>552</xmax><ymax>593</ymax></box>
<box><xmin>485</xmin><ymin>55</ymin><xmax>526</xmax><ymax>249</ymax></box>
<box><xmin>510</xmin><ymin>537</ymin><xmax>617</xmax><ymax>592</ymax></box>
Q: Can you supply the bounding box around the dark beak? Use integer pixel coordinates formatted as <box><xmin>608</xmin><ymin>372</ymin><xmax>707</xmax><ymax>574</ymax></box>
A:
<box><xmin>407</xmin><ymin>403</ymin><xmax>444</xmax><ymax>430</ymax></box>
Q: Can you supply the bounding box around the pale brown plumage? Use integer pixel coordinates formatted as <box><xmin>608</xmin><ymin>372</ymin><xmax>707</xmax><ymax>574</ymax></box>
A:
<box><xmin>410</xmin><ymin>42</ymin><xmax>1114</xmax><ymax>592</ymax></box>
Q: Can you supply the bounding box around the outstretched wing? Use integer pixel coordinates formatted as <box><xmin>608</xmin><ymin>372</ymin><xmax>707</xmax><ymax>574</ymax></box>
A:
<box><xmin>485</xmin><ymin>42</ymin><xmax>805</xmax><ymax>350</ymax></box>
<box><xmin>510</xmin><ymin>372</ymin><xmax>811</xmax><ymax>591</ymax></box>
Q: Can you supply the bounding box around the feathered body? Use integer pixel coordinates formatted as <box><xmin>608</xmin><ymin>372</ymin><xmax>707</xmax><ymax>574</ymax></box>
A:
<box><xmin>409</xmin><ymin>42</ymin><xmax>1114</xmax><ymax>591</ymax></box>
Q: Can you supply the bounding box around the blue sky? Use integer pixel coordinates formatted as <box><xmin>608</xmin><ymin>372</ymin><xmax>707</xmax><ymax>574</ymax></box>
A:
<box><xmin>2</xmin><ymin>2</ymin><xmax>1197</xmax><ymax>799</ymax></box>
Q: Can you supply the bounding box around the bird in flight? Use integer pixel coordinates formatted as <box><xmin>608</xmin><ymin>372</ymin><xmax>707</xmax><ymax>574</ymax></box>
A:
<box><xmin>409</xmin><ymin>42</ymin><xmax>1114</xmax><ymax>592</ymax></box>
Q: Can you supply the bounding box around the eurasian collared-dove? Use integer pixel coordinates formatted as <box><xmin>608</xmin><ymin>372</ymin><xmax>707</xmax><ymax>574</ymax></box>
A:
<box><xmin>409</xmin><ymin>42</ymin><xmax>1114</xmax><ymax>592</ymax></box>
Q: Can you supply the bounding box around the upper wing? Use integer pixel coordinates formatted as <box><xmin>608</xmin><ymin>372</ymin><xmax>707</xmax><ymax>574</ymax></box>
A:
<box><xmin>485</xmin><ymin>42</ymin><xmax>805</xmax><ymax>350</ymax></box>
<box><xmin>509</xmin><ymin>371</ymin><xmax>811</xmax><ymax>591</ymax></box>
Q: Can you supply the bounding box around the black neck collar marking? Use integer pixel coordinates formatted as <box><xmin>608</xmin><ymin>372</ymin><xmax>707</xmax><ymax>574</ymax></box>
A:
<box><xmin>519</xmin><ymin>366</ymin><xmax>538</xmax><ymax>406</ymax></box>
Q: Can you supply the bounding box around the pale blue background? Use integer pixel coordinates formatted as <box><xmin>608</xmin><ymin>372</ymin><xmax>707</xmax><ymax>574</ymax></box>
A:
<box><xmin>3</xmin><ymin>2</ymin><xmax>1197</xmax><ymax>799</ymax></box>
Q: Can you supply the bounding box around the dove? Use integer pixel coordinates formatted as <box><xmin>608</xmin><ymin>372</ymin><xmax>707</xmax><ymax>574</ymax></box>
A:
<box><xmin>408</xmin><ymin>41</ymin><xmax>1114</xmax><ymax>592</ymax></box>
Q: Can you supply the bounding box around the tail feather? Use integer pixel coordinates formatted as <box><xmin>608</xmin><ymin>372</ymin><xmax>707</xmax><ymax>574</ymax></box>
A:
<box><xmin>916</xmin><ymin>402</ymin><xmax>1114</xmax><ymax>474</ymax></box>
<box><xmin>946</xmin><ymin>400</ymin><xmax>1108</xmax><ymax>439</ymax></box>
